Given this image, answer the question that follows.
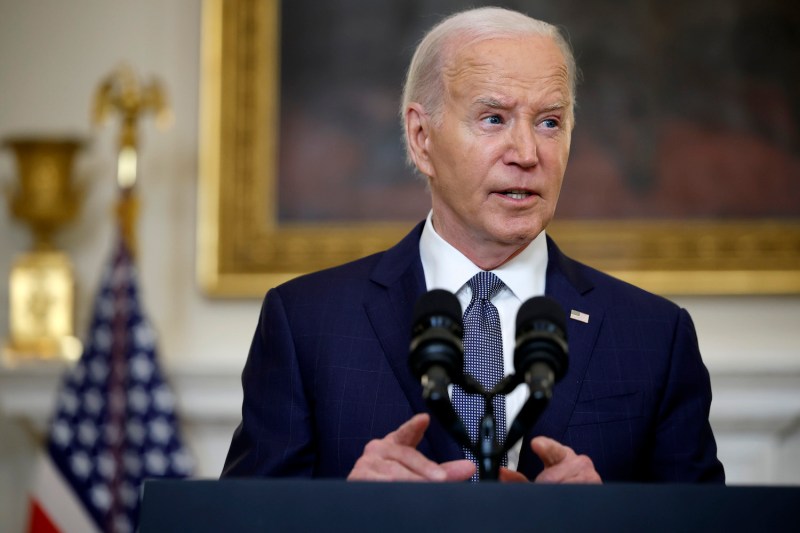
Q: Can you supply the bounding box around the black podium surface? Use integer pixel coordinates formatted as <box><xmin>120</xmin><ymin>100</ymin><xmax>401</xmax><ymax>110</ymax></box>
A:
<box><xmin>139</xmin><ymin>479</ymin><xmax>799</xmax><ymax>532</ymax></box>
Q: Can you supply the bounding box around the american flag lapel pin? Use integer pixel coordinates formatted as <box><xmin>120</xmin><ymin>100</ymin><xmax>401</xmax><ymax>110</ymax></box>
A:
<box><xmin>570</xmin><ymin>309</ymin><xmax>590</xmax><ymax>323</ymax></box>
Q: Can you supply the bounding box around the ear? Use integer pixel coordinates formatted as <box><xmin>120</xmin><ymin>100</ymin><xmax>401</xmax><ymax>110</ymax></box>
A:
<box><xmin>405</xmin><ymin>103</ymin><xmax>436</xmax><ymax>178</ymax></box>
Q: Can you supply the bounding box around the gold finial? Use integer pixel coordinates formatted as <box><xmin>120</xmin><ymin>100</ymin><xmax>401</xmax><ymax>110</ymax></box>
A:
<box><xmin>92</xmin><ymin>64</ymin><xmax>173</xmax><ymax>190</ymax></box>
<box><xmin>92</xmin><ymin>65</ymin><xmax>172</xmax><ymax>255</ymax></box>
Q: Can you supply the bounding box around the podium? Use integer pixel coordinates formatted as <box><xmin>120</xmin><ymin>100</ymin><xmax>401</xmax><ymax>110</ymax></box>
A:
<box><xmin>139</xmin><ymin>479</ymin><xmax>798</xmax><ymax>532</ymax></box>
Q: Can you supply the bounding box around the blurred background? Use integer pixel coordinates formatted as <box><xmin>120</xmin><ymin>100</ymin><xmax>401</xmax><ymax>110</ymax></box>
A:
<box><xmin>0</xmin><ymin>1</ymin><xmax>798</xmax><ymax>532</ymax></box>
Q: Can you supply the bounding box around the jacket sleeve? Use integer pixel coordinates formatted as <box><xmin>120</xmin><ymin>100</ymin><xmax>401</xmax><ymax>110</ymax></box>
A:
<box><xmin>221</xmin><ymin>288</ymin><xmax>316</xmax><ymax>477</ymax></box>
<box><xmin>648</xmin><ymin>307</ymin><xmax>725</xmax><ymax>483</ymax></box>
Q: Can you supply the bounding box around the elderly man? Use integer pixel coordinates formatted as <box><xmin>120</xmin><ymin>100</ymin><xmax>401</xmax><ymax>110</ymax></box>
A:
<box><xmin>222</xmin><ymin>7</ymin><xmax>725</xmax><ymax>484</ymax></box>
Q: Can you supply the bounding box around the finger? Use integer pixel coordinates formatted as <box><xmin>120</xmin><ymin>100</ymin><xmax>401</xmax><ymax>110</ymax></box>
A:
<box><xmin>531</xmin><ymin>436</ymin><xmax>572</xmax><ymax>467</ymax></box>
<box><xmin>563</xmin><ymin>455</ymin><xmax>602</xmax><ymax>484</ymax></box>
<box><xmin>565</xmin><ymin>470</ymin><xmax>602</xmax><ymax>484</ymax></box>
<box><xmin>360</xmin><ymin>435</ymin><xmax>448</xmax><ymax>481</ymax></box>
<box><xmin>386</xmin><ymin>413</ymin><xmax>430</xmax><ymax>448</ymax></box>
<box><xmin>349</xmin><ymin>455</ymin><xmax>429</xmax><ymax>482</ymax></box>
<box><xmin>535</xmin><ymin>454</ymin><xmax>602</xmax><ymax>484</ymax></box>
<box><xmin>535</xmin><ymin>462</ymin><xmax>577</xmax><ymax>484</ymax></box>
<box><xmin>349</xmin><ymin>441</ymin><xmax>447</xmax><ymax>481</ymax></box>
<box><xmin>499</xmin><ymin>467</ymin><xmax>529</xmax><ymax>483</ymax></box>
<box><xmin>369</xmin><ymin>459</ymin><xmax>431</xmax><ymax>482</ymax></box>
<box><xmin>381</xmin><ymin>441</ymin><xmax>449</xmax><ymax>480</ymax></box>
<box><xmin>440</xmin><ymin>459</ymin><xmax>476</xmax><ymax>481</ymax></box>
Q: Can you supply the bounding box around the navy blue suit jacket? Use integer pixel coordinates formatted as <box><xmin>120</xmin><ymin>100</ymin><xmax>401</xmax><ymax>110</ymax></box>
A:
<box><xmin>222</xmin><ymin>222</ymin><xmax>724</xmax><ymax>482</ymax></box>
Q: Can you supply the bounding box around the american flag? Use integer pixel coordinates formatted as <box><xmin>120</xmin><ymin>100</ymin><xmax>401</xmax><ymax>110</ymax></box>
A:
<box><xmin>42</xmin><ymin>239</ymin><xmax>193</xmax><ymax>533</ymax></box>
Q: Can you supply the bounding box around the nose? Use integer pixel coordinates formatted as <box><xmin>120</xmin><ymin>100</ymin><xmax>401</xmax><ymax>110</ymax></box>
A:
<box><xmin>505</xmin><ymin>122</ymin><xmax>538</xmax><ymax>168</ymax></box>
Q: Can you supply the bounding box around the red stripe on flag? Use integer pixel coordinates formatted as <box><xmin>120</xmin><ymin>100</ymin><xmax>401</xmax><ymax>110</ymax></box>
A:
<box><xmin>28</xmin><ymin>499</ymin><xmax>61</xmax><ymax>533</ymax></box>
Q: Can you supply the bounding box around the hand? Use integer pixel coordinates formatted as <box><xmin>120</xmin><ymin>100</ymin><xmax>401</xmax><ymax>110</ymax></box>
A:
<box><xmin>347</xmin><ymin>413</ymin><xmax>476</xmax><ymax>482</ymax></box>
<box><xmin>499</xmin><ymin>467</ymin><xmax>529</xmax><ymax>483</ymax></box>
<box><xmin>531</xmin><ymin>436</ymin><xmax>602</xmax><ymax>484</ymax></box>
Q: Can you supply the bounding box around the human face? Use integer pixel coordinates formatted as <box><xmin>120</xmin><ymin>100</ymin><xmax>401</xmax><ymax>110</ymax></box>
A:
<box><xmin>414</xmin><ymin>35</ymin><xmax>572</xmax><ymax>268</ymax></box>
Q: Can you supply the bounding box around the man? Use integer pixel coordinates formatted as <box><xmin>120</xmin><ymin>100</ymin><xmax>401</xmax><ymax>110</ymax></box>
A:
<box><xmin>222</xmin><ymin>7</ymin><xmax>725</xmax><ymax>484</ymax></box>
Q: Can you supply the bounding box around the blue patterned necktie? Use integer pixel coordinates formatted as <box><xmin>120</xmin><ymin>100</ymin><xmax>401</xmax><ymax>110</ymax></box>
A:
<box><xmin>452</xmin><ymin>271</ymin><xmax>507</xmax><ymax>481</ymax></box>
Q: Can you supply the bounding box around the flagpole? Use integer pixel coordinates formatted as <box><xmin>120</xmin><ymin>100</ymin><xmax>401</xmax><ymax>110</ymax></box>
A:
<box><xmin>92</xmin><ymin>64</ymin><xmax>173</xmax><ymax>257</ymax></box>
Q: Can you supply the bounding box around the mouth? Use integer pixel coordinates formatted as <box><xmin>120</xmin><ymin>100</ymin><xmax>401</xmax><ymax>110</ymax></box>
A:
<box><xmin>497</xmin><ymin>189</ymin><xmax>535</xmax><ymax>200</ymax></box>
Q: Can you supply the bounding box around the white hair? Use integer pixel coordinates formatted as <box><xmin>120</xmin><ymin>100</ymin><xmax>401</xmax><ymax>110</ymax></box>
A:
<box><xmin>400</xmin><ymin>7</ymin><xmax>577</xmax><ymax>164</ymax></box>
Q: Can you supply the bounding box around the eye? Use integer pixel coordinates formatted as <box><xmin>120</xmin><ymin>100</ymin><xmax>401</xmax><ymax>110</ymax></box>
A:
<box><xmin>482</xmin><ymin>114</ymin><xmax>504</xmax><ymax>125</ymax></box>
<box><xmin>541</xmin><ymin>118</ymin><xmax>559</xmax><ymax>129</ymax></box>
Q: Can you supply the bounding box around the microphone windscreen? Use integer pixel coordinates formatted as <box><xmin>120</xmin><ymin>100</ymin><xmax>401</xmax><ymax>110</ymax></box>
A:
<box><xmin>516</xmin><ymin>296</ymin><xmax>566</xmax><ymax>334</ymax></box>
<box><xmin>409</xmin><ymin>289</ymin><xmax>464</xmax><ymax>381</ymax></box>
<box><xmin>413</xmin><ymin>289</ymin><xmax>462</xmax><ymax>326</ymax></box>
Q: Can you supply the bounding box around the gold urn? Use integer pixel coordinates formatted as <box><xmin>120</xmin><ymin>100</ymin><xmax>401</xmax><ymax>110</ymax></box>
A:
<box><xmin>4</xmin><ymin>137</ymin><xmax>84</xmax><ymax>363</ymax></box>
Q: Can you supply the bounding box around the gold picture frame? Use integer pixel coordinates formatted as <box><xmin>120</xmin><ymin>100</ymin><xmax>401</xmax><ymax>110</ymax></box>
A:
<box><xmin>197</xmin><ymin>0</ymin><xmax>800</xmax><ymax>297</ymax></box>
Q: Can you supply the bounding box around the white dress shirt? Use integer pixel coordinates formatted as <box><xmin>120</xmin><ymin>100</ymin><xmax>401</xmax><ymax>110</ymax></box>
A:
<box><xmin>419</xmin><ymin>211</ymin><xmax>548</xmax><ymax>470</ymax></box>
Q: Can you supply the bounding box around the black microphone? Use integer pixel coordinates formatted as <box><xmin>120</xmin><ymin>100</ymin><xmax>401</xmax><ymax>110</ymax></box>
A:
<box><xmin>409</xmin><ymin>289</ymin><xmax>464</xmax><ymax>399</ymax></box>
<box><xmin>503</xmin><ymin>296</ymin><xmax>570</xmax><ymax>453</ymax></box>
<box><xmin>513</xmin><ymin>296</ymin><xmax>569</xmax><ymax>401</ymax></box>
<box><xmin>409</xmin><ymin>290</ymin><xmax>471</xmax><ymax>448</ymax></box>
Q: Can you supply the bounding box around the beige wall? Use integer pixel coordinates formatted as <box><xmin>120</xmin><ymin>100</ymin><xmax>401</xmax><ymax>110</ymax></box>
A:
<box><xmin>0</xmin><ymin>0</ymin><xmax>258</xmax><ymax>372</ymax></box>
<box><xmin>0</xmin><ymin>2</ymin><xmax>798</xmax><ymax>532</ymax></box>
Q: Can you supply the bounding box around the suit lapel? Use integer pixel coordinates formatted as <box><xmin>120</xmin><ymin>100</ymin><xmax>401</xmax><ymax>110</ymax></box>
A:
<box><xmin>517</xmin><ymin>237</ymin><xmax>604</xmax><ymax>478</ymax></box>
<box><xmin>364</xmin><ymin>222</ymin><xmax>463</xmax><ymax>463</ymax></box>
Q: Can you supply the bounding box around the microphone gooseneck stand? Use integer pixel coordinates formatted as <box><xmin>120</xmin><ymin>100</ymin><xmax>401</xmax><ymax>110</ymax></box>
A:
<box><xmin>410</xmin><ymin>292</ymin><xmax>568</xmax><ymax>482</ymax></box>
<box><xmin>458</xmin><ymin>371</ymin><xmax>554</xmax><ymax>481</ymax></box>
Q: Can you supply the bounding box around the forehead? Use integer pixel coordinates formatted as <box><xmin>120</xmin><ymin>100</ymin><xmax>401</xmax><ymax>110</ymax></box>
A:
<box><xmin>442</xmin><ymin>35</ymin><xmax>570</xmax><ymax>104</ymax></box>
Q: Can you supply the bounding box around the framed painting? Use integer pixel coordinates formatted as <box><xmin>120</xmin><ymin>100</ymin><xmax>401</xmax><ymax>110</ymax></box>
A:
<box><xmin>197</xmin><ymin>0</ymin><xmax>800</xmax><ymax>297</ymax></box>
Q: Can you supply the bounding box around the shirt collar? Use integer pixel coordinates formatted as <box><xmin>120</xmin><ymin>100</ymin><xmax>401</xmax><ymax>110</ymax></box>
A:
<box><xmin>419</xmin><ymin>211</ymin><xmax>548</xmax><ymax>301</ymax></box>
